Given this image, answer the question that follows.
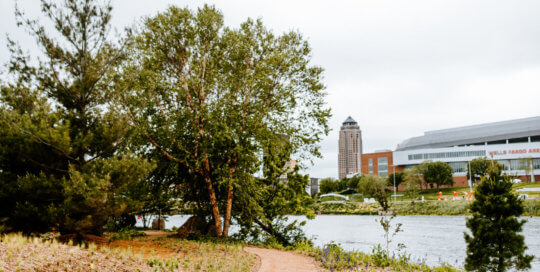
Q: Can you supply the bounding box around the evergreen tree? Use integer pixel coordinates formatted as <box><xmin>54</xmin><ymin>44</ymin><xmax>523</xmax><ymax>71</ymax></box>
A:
<box><xmin>0</xmin><ymin>0</ymin><xmax>153</xmax><ymax>235</ymax></box>
<box><xmin>464</xmin><ymin>162</ymin><xmax>533</xmax><ymax>272</ymax></box>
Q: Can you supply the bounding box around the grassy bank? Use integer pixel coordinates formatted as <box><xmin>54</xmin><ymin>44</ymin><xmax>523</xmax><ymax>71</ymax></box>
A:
<box><xmin>0</xmin><ymin>231</ymin><xmax>463</xmax><ymax>272</ymax></box>
<box><xmin>0</xmin><ymin>233</ymin><xmax>151</xmax><ymax>272</ymax></box>
<box><xmin>0</xmin><ymin>232</ymin><xmax>256</xmax><ymax>272</ymax></box>
<box><xmin>313</xmin><ymin>198</ymin><xmax>540</xmax><ymax>216</ymax></box>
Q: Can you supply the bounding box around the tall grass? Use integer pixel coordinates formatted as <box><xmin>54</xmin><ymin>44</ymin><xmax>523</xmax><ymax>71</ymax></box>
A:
<box><xmin>0</xmin><ymin>233</ymin><xmax>150</xmax><ymax>271</ymax></box>
<box><xmin>293</xmin><ymin>241</ymin><xmax>462</xmax><ymax>272</ymax></box>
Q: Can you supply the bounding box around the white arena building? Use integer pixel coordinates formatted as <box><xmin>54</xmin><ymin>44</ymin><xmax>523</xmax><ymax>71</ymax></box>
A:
<box><xmin>393</xmin><ymin>116</ymin><xmax>540</xmax><ymax>186</ymax></box>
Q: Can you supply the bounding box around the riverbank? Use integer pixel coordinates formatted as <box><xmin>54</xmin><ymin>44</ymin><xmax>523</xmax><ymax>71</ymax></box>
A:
<box><xmin>1</xmin><ymin>230</ymin><xmax>467</xmax><ymax>272</ymax></box>
<box><xmin>313</xmin><ymin>198</ymin><xmax>540</xmax><ymax>216</ymax></box>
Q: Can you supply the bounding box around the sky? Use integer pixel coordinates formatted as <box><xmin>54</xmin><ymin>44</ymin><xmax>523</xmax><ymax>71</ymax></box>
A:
<box><xmin>1</xmin><ymin>0</ymin><xmax>540</xmax><ymax>179</ymax></box>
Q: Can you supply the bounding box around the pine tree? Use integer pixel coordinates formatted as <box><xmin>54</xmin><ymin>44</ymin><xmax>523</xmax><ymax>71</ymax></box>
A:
<box><xmin>0</xmin><ymin>0</ymin><xmax>153</xmax><ymax>235</ymax></box>
<box><xmin>464</xmin><ymin>162</ymin><xmax>533</xmax><ymax>272</ymax></box>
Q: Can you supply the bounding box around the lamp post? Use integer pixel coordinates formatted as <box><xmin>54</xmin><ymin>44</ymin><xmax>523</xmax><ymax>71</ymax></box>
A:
<box><xmin>390</xmin><ymin>164</ymin><xmax>397</xmax><ymax>200</ymax></box>
<box><xmin>468</xmin><ymin>161</ymin><xmax>473</xmax><ymax>192</ymax></box>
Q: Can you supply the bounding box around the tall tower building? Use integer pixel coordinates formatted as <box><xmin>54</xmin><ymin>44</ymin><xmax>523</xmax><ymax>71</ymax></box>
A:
<box><xmin>338</xmin><ymin>116</ymin><xmax>362</xmax><ymax>179</ymax></box>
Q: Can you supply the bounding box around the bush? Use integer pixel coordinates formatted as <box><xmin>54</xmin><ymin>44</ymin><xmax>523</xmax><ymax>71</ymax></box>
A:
<box><xmin>371</xmin><ymin>244</ymin><xmax>392</xmax><ymax>267</ymax></box>
<box><xmin>109</xmin><ymin>228</ymin><xmax>145</xmax><ymax>241</ymax></box>
<box><xmin>106</xmin><ymin>214</ymin><xmax>137</xmax><ymax>232</ymax></box>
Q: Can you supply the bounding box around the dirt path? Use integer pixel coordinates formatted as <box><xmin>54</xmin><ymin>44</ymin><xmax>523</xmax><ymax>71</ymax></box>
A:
<box><xmin>245</xmin><ymin>247</ymin><xmax>323</xmax><ymax>272</ymax></box>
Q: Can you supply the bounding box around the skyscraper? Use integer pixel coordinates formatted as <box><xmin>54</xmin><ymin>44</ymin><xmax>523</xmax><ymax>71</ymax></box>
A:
<box><xmin>338</xmin><ymin>116</ymin><xmax>362</xmax><ymax>179</ymax></box>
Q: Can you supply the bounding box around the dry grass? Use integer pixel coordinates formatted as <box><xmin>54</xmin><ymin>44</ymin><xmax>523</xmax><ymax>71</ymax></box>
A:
<box><xmin>113</xmin><ymin>235</ymin><xmax>257</xmax><ymax>272</ymax></box>
<box><xmin>0</xmin><ymin>232</ymin><xmax>257</xmax><ymax>272</ymax></box>
<box><xmin>0</xmin><ymin>233</ymin><xmax>151</xmax><ymax>272</ymax></box>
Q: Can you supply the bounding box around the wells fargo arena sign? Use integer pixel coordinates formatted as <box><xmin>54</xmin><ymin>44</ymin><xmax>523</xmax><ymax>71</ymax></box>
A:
<box><xmin>489</xmin><ymin>148</ymin><xmax>540</xmax><ymax>157</ymax></box>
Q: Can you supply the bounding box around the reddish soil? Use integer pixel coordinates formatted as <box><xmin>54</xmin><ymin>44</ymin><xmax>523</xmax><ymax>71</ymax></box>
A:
<box><xmin>245</xmin><ymin>246</ymin><xmax>324</xmax><ymax>272</ymax></box>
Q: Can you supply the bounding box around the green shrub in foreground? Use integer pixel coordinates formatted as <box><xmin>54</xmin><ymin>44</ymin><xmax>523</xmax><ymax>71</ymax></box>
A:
<box><xmin>293</xmin><ymin>242</ymin><xmax>462</xmax><ymax>272</ymax></box>
<box><xmin>110</xmin><ymin>228</ymin><xmax>146</xmax><ymax>241</ymax></box>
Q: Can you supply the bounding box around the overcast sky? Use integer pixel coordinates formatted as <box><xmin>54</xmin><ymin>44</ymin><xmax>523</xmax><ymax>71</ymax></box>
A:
<box><xmin>2</xmin><ymin>0</ymin><xmax>540</xmax><ymax>179</ymax></box>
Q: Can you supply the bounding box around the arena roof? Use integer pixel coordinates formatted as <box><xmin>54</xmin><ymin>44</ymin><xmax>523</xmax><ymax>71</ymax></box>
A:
<box><xmin>396</xmin><ymin>116</ymin><xmax>540</xmax><ymax>151</ymax></box>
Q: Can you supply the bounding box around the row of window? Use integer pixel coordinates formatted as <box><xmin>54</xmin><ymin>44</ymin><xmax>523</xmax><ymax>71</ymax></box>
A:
<box><xmin>366</xmin><ymin>157</ymin><xmax>390</xmax><ymax>177</ymax></box>
<box><xmin>409</xmin><ymin>159</ymin><xmax>540</xmax><ymax>173</ymax></box>
<box><xmin>499</xmin><ymin>159</ymin><xmax>540</xmax><ymax>171</ymax></box>
<box><xmin>408</xmin><ymin>150</ymin><xmax>486</xmax><ymax>161</ymax></box>
<box><xmin>378</xmin><ymin>157</ymin><xmax>388</xmax><ymax>177</ymax></box>
<box><xmin>452</xmin><ymin>136</ymin><xmax>540</xmax><ymax>147</ymax></box>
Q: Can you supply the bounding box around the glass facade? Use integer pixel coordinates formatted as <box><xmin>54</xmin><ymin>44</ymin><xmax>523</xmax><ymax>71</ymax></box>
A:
<box><xmin>378</xmin><ymin>157</ymin><xmax>388</xmax><ymax>176</ymax></box>
<box><xmin>448</xmin><ymin>162</ymin><xmax>467</xmax><ymax>173</ymax></box>
<box><xmin>408</xmin><ymin>150</ymin><xmax>486</xmax><ymax>161</ymax></box>
<box><xmin>403</xmin><ymin>158</ymin><xmax>540</xmax><ymax>174</ymax></box>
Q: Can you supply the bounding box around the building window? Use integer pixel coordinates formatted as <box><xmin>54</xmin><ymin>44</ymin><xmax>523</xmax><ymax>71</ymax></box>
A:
<box><xmin>378</xmin><ymin>157</ymin><xmax>388</xmax><ymax>177</ymax></box>
<box><xmin>368</xmin><ymin>158</ymin><xmax>373</xmax><ymax>174</ymax></box>
<box><xmin>508</xmin><ymin>137</ymin><xmax>529</xmax><ymax>144</ymax></box>
<box><xmin>407</xmin><ymin>150</ymin><xmax>486</xmax><ymax>161</ymax></box>
<box><xmin>498</xmin><ymin>160</ymin><xmax>510</xmax><ymax>171</ymax></box>
<box><xmin>510</xmin><ymin>159</ymin><xmax>521</xmax><ymax>171</ymax></box>
<box><xmin>487</xmin><ymin>139</ymin><xmax>507</xmax><ymax>145</ymax></box>
<box><xmin>534</xmin><ymin>159</ymin><xmax>540</xmax><ymax>169</ymax></box>
<box><xmin>448</xmin><ymin>162</ymin><xmax>467</xmax><ymax>173</ymax></box>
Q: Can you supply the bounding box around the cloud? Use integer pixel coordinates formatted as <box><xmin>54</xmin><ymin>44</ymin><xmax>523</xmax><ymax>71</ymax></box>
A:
<box><xmin>3</xmin><ymin>0</ymin><xmax>540</xmax><ymax>179</ymax></box>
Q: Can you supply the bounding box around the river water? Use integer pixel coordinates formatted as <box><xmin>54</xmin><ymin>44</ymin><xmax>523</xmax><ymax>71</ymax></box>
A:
<box><xmin>137</xmin><ymin>215</ymin><xmax>540</xmax><ymax>269</ymax></box>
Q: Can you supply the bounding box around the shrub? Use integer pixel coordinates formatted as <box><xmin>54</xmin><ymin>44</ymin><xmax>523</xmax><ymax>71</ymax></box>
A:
<box><xmin>110</xmin><ymin>228</ymin><xmax>145</xmax><ymax>241</ymax></box>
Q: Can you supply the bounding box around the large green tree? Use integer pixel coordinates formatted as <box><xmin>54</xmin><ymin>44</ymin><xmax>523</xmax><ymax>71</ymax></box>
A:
<box><xmin>467</xmin><ymin>157</ymin><xmax>491</xmax><ymax>185</ymax></box>
<box><xmin>387</xmin><ymin>172</ymin><xmax>404</xmax><ymax>191</ymax></box>
<box><xmin>465</xmin><ymin>162</ymin><xmax>533</xmax><ymax>272</ymax></box>
<box><xmin>118</xmin><ymin>5</ymin><xmax>330</xmax><ymax>238</ymax></box>
<box><xmin>0</xmin><ymin>0</ymin><xmax>152</xmax><ymax>235</ymax></box>
<box><xmin>403</xmin><ymin>168</ymin><xmax>422</xmax><ymax>201</ymax></box>
<box><xmin>420</xmin><ymin>161</ymin><xmax>453</xmax><ymax>189</ymax></box>
<box><xmin>357</xmin><ymin>175</ymin><xmax>390</xmax><ymax>210</ymax></box>
<box><xmin>319</xmin><ymin>178</ymin><xmax>338</xmax><ymax>194</ymax></box>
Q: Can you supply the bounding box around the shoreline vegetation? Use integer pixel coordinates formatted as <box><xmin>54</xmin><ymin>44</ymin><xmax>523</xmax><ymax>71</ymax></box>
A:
<box><xmin>312</xmin><ymin>199</ymin><xmax>540</xmax><ymax>216</ymax></box>
<box><xmin>312</xmin><ymin>182</ymin><xmax>540</xmax><ymax>216</ymax></box>
<box><xmin>0</xmin><ymin>231</ymin><xmax>463</xmax><ymax>272</ymax></box>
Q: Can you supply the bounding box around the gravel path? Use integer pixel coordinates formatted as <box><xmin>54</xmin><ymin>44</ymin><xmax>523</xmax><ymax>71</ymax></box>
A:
<box><xmin>245</xmin><ymin>247</ymin><xmax>323</xmax><ymax>272</ymax></box>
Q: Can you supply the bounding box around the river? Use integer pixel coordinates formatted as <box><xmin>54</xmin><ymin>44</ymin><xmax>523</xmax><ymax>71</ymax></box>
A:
<box><xmin>137</xmin><ymin>215</ymin><xmax>540</xmax><ymax>269</ymax></box>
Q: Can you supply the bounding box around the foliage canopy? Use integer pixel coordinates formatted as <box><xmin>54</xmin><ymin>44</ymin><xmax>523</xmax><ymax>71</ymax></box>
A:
<box><xmin>0</xmin><ymin>0</ymin><xmax>153</xmax><ymax>235</ymax></box>
<box><xmin>116</xmin><ymin>5</ymin><xmax>330</xmax><ymax>239</ymax></box>
<box><xmin>466</xmin><ymin>157</ymin><xmax>491</xmax><ymax>185</ymax></box>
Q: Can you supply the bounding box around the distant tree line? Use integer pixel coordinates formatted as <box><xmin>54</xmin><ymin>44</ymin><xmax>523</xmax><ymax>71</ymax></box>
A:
<box><xmin>319</xmin><ymin>160</ymin><xmax>455</xmax><ymax>196</ymax></box>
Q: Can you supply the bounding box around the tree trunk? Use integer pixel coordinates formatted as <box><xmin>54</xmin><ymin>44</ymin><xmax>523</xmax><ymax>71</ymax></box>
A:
<box><xmin>202</xmin><ymin>157</ymin><xmax>222</xmax><ymax>237</ymax></box>
<box><xmin>222</xmin><ymin>158</ymin><xmax>238</xmax><ymax>237</ymax></box>
<box><xmin>222</xmin><ymin>185</ymin><xmax>234</xmax><ymax>237</ymax></box>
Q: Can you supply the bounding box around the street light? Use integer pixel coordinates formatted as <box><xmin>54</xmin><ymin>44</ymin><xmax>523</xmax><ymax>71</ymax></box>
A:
<box><xmin>389</xmin><ymin>164</ymin><xmax>397</xmax><ymax>200</ymax></box>
<box><xmin>467</xmin><ymin>161</ymin><xmax>473</xmax><ymax>192</ymax></box>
